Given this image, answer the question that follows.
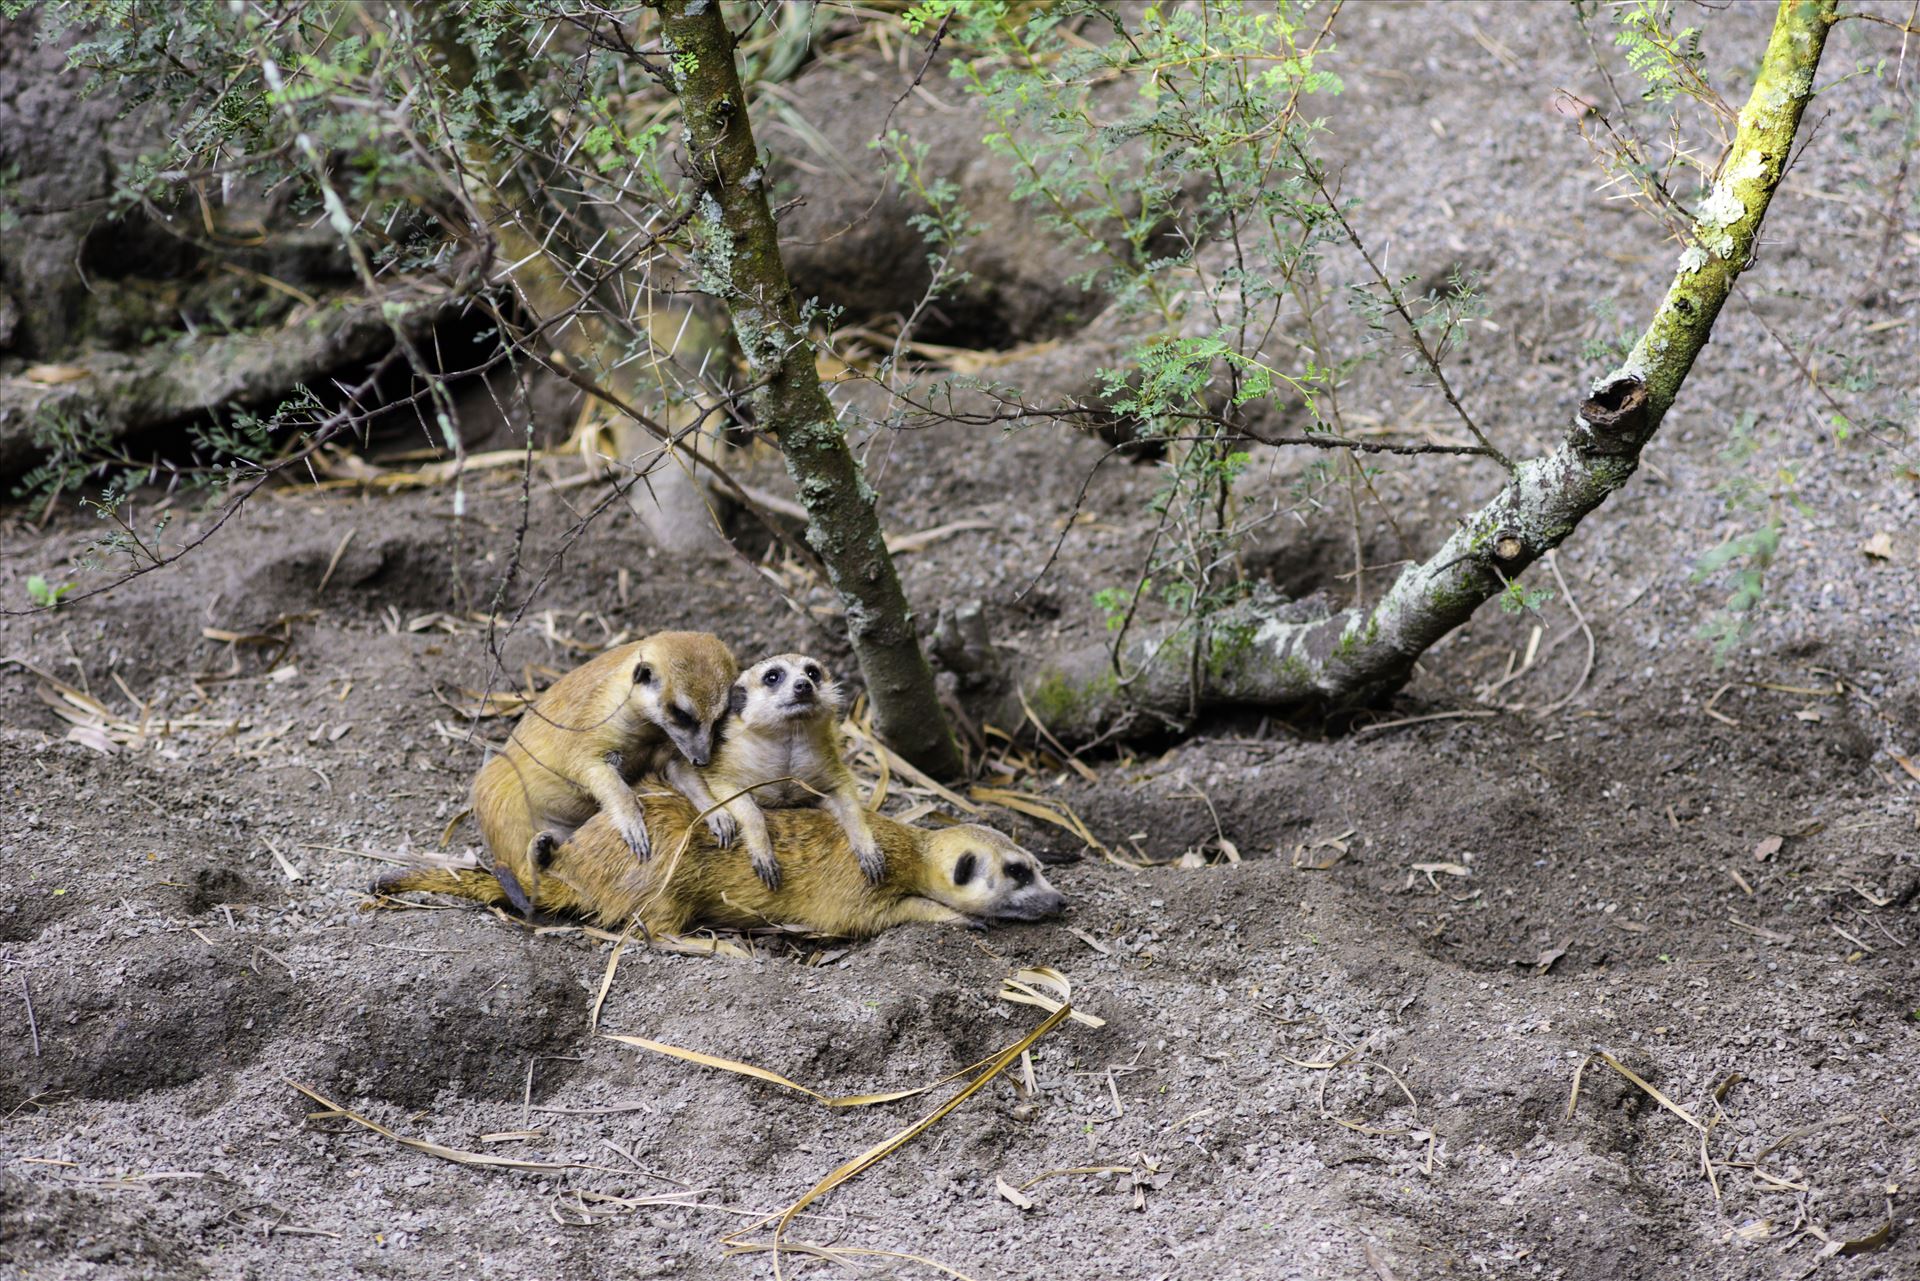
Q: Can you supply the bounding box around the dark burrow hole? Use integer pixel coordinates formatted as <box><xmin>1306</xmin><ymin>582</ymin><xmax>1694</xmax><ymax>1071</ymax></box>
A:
<box><xmin>10</xmin><ymin>303</ymin><xmax>581</xmax><ymax>494</ymax></box>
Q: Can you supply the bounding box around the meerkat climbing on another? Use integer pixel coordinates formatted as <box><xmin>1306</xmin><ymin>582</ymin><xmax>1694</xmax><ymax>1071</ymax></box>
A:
<box><xmin>470</xmin><ymin>631</ymin><xmax>737</xmax><ymax>911</ymax></box>
<box><xmin>377</xmin><ymin>794</ymin><xmax>1067</xmax><ymax>939</ymax></box>
<box><xmin>698</xmin><ymin>653</ymin><xmax>882</xmax><ymax>890</ymax></box>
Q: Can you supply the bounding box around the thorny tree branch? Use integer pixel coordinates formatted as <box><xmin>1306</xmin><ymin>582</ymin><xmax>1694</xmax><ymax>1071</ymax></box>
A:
<box><xmin>1286</xmin><ymin>140</ymin><xmax>1515</xmax><ymax>473</ymax></box>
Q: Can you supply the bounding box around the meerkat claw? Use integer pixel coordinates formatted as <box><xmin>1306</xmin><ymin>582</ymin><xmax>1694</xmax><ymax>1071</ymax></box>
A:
<box><xmin>619</xmin><ymin>813</ymin><xmax>652</xmax><ymax>861</ymax></box>
<box><xmin>706</xmin><ymin>809</ymin><xmax>738</xmax><ymax>847</ymax></box>
<box><xmin>752</xmin><ymin>852</ymin><xmax>783</xmax><ymax>891</ymax></box>
<box><xmin>856</xmin><ymin>841</ymin><xmax>886</xmax><ymax>885</ymax></box>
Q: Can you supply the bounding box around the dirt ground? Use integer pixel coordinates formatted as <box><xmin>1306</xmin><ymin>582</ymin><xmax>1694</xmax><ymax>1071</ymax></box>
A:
<box><xmin>4</xmin><ymin>4</ymin><xmax>1919</xmax><ymax>1280</ymax></box>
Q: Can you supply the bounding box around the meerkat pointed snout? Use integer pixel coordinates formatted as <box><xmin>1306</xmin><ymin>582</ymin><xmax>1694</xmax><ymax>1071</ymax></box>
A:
<box><xmin>648</xmin><ymin>666</ymin><xmax>718</xmax><ymax>767</ymax></box>
<box><xmin>927</xmin><ymin>826</ymin><xmax>1067</xmax><ymax>923</ymax></box>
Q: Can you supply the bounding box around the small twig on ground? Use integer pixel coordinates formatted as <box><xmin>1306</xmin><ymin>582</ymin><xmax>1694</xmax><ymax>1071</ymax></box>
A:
<box><xmin>22</xmin><ymin>976</ymin><xmax>40</xmax><ymax>1057</ymax></box>
<box><xmin>1353</xmin><ymin>709</ymin><xmax>1498</xmax><ymax>738</ymax></box>
<box><xmin>1537</xmin><ymin>551</ymin><xmax>1597</xmax><ymax>715</ymax></box>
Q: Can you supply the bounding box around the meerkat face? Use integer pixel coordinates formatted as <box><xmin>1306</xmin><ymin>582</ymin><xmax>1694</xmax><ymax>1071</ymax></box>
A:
<box><xmin>924</xmin><ymin>826</ymin><xmax>1066</xmax><ymax>922</ymax></box>
<box><xmin>729</xmin><ymin>653</ymin><xmax>845</xmax><ymax>731</ymax></box>
<box><xmin>631</xmin><ymin>633</ymin><xmax>738</xmax><ymax>767</ymax></box>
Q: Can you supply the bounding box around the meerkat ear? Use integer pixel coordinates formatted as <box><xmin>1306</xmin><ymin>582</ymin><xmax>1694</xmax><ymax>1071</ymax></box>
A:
<box><xmin>952</xmin><ymin>851</ymin><xmax>977</xmax><ymax>886</ymax></box>
<box><xmin>634</xmin><ymin>662</ymin><xmax>654</xmax><ymax>686</ymax></box>
<box><xmin>728</xmin><ymin>682</ymin><xmax>749</xmax><ymax>715</ymax></box>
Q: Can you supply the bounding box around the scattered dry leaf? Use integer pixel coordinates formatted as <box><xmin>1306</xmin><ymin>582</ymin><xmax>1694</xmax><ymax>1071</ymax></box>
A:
<box><xmin>1752</xmin><ymin>835</ymin><xmax>1783</xmax><ymax>862</ymax></box>
<box><xmin>25</xmin><ymin>363</ymin><xmax>90</xmax><ymax>384</ymax></box>
<box><xmin>1859</xmin><ymin>532</ymin><xmax>1894</xmax><ymax>560</ymax></box>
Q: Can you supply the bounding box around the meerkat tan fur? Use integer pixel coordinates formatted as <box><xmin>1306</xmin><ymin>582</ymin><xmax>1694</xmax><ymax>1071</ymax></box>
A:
<box><xmin>471</xmin><ymin>631</ymin><xmax>737</xmax><ymax>912</ymax></box>
<box><xmin>378</xmin><ymin>791</ymin><xmax>1065</xmax><ymax>938</ymax></box>
<box><xmin>699</xmin><ymin>653</ymin><xmax>880</xmax><ymax>890</ymax></box>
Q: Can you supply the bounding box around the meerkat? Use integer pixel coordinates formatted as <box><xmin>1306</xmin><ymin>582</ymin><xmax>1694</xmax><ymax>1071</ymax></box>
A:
<box><xmin>698</xmin><ymin>653</ymin><xmax>881</xmax><ymax>891</ymax></box>
<box><xmin>376</xmin><ymin>792</ymin><xmax>1066</xmax><ymax>939</ymax></box>
<box><xmin>471</xmin><ymin>631</ymin><xmax>737</xmax><ymax>912</ymax></box>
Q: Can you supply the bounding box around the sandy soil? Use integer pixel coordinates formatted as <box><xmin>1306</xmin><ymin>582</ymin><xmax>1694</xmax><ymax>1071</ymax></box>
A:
<box><xmin>3</xmin><ymin>5</ymin><xmax>1918</xmax><ymax>1280</ymax></box>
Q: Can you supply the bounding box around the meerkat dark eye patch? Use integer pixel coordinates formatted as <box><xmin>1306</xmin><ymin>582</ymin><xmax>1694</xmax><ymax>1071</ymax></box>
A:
<box><xmin>804</xmin><ymin>664</ymin><xmax>822</xmax><ymax>683</ymax></box>
<box><xmin>1008</xmin><ymin>861</ymin><xmax>1034</xmax><ymax>887</ymax></box>
<box><xmin>762</xmin><ymin>666</ymin><xmax>784</xmax><ymax>687</ymax></box>
<box><xmin>634</xmin><ymin>663</ymin><xmax>654</xmax><ymax>685</ymax></box>
<box><xmin>670</xmin><ymin>706</ymin><xmax>695</xmax><ymax>728</ymax></box>
<box><xmin>952</xmin><ymin>852</ymin><xmax>977</xmax><ymax>886</ymax></box>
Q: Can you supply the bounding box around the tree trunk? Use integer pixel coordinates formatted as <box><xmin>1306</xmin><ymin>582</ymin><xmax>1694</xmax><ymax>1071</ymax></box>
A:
<box><xmin>657</xmin><ymin>0</ymin><xmax>964</xmax><ymax>778</ymax></box>
<box><xmin>1007</xmin><ymin>0</ymin><xmax>1837</xmax><ymax>744</ymax></box>
<box><xmin>429</xmin><ymin>20</ymin><xmax>732</xmax><ymax>555</ymax></box>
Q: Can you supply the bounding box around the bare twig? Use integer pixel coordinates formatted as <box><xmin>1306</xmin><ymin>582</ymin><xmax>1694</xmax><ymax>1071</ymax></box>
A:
<box><xmin>22</xmin><ymin>976</ymin><xmax>39</xmax><ymax>1058</ymax></box>
<box><xmin>1537</xmin><ymin>551</ymin><xmax>1597</xmax><ymax>715</ymax></box>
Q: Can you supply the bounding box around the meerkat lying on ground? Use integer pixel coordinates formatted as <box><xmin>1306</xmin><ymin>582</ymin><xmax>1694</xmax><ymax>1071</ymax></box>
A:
<box><xmin>471</xmin><ymin>632</ymin><xmax>737</xmax><ymax>913</ymax></box>
<box><xmin>377</xmin><ymin>793</ymin><xmax>1067</xmax><ymax>939</ymax></box>
<box><xmin>699</xmin><ymin>653</ymin><xmax>881</xmax><ymax>891</ymax></box>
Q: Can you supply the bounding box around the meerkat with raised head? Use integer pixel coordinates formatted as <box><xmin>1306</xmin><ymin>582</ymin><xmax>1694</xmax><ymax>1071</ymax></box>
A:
<box><xmin>471</xmin><ymin>631</ymin><xmax>737</xmax><ymax>911</ymax></box>
<box><xmin>698</xmin><ymin>653</ymin><xmax>881</xmax><ymax>891</ymax></box>
<box><xmin>377</xmin><ymin>792</ymin><xmax>1066</xmax><ymax>939</ymax></box>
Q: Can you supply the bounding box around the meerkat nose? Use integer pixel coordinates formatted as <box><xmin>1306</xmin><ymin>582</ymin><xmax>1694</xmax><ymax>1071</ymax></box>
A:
<box><xmin>791</xmin><ymin>678</ymin><xmax>814</xmax><ymax>697</ymax></box>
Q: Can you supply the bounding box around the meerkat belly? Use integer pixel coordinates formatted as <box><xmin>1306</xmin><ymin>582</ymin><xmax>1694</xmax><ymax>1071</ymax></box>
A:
<box><xmin>727</xmin><ymin>737</ymin><xmax>818</xmax><ymax>807</ymax></box>
<box><xmin>757</xmin><ymin>776</ymin><xmax>820</xmax><ymax>807</ymax></box>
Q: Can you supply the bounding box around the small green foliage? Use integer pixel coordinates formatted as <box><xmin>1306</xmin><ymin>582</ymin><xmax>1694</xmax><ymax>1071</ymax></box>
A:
<box><xmin>1612</xmin><ymin>2</ymin><xmax>1709</xmax><ymax>107</ymax></box>
<box><xmin>27</xmin><ymin>576</ymin><xmax>75</xmax><ymax>609</ymax></box>
<box><xmin>1093</xmin><ymin>584</ymin><xmax>1140</xmax><ymax>632</ymax></box>
<box><xmin>900</xmin><ymin>0</ymin><xmax>981</xmax><ymax>36</ymax></box>
<box><xmin>1692</xmin><ymin>524</ymin><xmax>1780</xmax><ymax>661</ymax></box>
<box><xmin>1690</xmin><ymin>412</ymin><xmax>1797</xmax><ymax>663</ymax></box>
<box><xmin>1580</xmin><ymin>298</ymin><xmax>1638</xmax><ymax>365</ymax></box>
<box><xmin>1497</xmin><ymin>579</ymin><xmax>1554</xmax><ymax>616</ymax></box>
<box><xmin>928</xmin><ymin>1</ymin><xmax>1359</xmax><ymax>698</ymax></box>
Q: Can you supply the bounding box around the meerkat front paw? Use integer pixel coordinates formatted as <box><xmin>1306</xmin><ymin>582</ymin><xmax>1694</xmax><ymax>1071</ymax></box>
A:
<box><xmin>749</xmin><ymin>844</ymin><xmax>783</xmax><ymax>891</ymax></box>
<box><xmin>852</xmin><ymin>832</ymin><xmax>886</xmax><ymax>885</ymax></box>
<box><xmin>705</xmin><ymin>808</ymin><xmax>739</xmax><ymax>847</ymax></box>
<box><xmin>616</xmin><ymin>810</ymin><xmax>652</xmax><ymax>861</ymax></box>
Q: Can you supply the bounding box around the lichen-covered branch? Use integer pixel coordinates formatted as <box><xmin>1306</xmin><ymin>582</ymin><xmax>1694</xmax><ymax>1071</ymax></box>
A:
<box><xmin>1012</xmin><ymin>0</ymin><xmax>1836</xmax><ymax>744</ymax></box>
<box><xmin>657</xmin><ymin>0</ymin><xmax>963</xmax><ymax>778</ymax></box>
